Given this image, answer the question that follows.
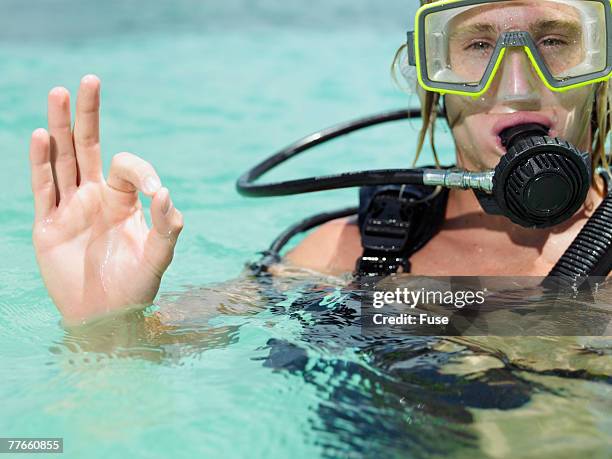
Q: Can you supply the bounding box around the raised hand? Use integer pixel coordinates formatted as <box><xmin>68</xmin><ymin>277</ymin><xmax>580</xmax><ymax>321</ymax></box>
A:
<box><xmin>30</xmin><ymin>75</ymin><xmax>183</xmax><ymax>325</ymax></box>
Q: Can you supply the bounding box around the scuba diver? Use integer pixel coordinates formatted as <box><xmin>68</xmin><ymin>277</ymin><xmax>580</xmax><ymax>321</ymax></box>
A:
<box><xmin>29</xmin><ymin>0</ymin><xmax>612</xmax><ymax>325</ymax></box>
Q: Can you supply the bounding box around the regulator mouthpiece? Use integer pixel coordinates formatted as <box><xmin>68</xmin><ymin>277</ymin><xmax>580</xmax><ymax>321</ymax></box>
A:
<box><xmin>422</xmin><ymin>123</ymin><xmax>591</xmax><ymax>228</ymax></box>
<box><xmin>479</xmin><ymin>123</ymin><xmax>591</xmax><ymax>228</ymax></box>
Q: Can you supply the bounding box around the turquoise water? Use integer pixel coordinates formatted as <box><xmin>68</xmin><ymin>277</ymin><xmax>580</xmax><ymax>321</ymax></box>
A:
<box><xmin>1</xmin><ymin>2</ymin><xmax>611</xmax><ymax>458</ymax></box>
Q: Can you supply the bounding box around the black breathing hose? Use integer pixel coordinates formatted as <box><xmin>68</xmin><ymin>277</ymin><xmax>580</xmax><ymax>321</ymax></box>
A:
<box><xmin>237</xmin><ymin>109</ymin><xmax>425</xmax><ymax>197</ymax></box>
<box><xmin>239</xmin><ymin>169</ymin><xmax>425</xmax><ymax>197</ymax></box>
<box><xmin>547</xmin><ymin>172</ymin><xmax>612</xmax><ymax>287</ymax></box>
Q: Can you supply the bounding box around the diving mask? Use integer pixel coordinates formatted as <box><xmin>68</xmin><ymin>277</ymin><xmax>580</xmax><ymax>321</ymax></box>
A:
<box><xmin>407</xmin><ymin>0</ymin><xmax>612</xmax><ymax>97</ymax></box>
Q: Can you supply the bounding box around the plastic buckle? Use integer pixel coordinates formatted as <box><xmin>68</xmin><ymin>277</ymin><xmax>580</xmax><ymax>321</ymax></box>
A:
<box><xmin>356</xmin><ymin>254</ymin><xmax>409</xmax><ymax>277</ymax></box>
<box><xmin>360</xmin><ymin>194</ymin><xmax>412</xmax><ymax>253</ymax></box>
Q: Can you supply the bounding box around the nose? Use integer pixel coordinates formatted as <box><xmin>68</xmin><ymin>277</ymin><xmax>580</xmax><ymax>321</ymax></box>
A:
<box><xmin>491</xmin><ymin>47</ymin><xmax>541</xmax><ymax>108</ymax></box>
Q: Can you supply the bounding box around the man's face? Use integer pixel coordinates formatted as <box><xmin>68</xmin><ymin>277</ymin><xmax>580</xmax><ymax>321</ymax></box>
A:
<box><xmin>439</xmin><ymin>1</ymin><xmax>596</xmax><ymax>170</ymax></box>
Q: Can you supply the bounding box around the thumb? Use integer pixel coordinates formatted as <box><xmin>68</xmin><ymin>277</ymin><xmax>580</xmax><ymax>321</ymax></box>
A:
<box><xmin>144</xmin><ymin>187</ymin><xmax>184</xmax><ymax>276</ymax></box>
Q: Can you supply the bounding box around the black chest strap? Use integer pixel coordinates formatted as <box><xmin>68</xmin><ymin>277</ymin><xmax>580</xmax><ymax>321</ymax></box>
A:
<box><xmin>355</xmin><ymin>183</ymin><xmax>449</xmax><ymax>277</ymax></box>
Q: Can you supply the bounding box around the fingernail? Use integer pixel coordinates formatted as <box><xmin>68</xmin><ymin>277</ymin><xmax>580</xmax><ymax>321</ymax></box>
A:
<box><xmin>49</xmin><ymin>86</ymin><xmax>69</xmax><ymax>99</ymax></box>
<box><xmin>144</xmin><ymin>176</ymin><xmax>161</xmax><ymax>194</ymax></box>
<box><xmin>32</xmin><ymin>128</ymin><xmax>48</xmax><ymax>139</ymax></box>
<box><xmin>81</xmin><ymin>74</ymin><xmax>100</xmax><ymax>85</ymax></box>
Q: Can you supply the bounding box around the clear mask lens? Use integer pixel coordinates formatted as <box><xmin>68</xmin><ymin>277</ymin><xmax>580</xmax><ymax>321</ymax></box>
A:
<box><xmin>422</xmin><ymin>0</ymin><xmax>607</xmax><ymax>86</ymax></box>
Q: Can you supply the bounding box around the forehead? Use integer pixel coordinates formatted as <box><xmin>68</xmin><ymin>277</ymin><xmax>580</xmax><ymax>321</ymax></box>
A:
<box><xmin>447</xmin><ymin>1</ymin><xmax>582</xmax><ymax>30</ymax></box>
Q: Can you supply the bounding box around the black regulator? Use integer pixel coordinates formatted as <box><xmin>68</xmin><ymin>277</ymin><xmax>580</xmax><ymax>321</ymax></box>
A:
<box><xmin>468</xmin><ymin>123</ymin><xmax>591</xmax><ymax>228</ymax></box>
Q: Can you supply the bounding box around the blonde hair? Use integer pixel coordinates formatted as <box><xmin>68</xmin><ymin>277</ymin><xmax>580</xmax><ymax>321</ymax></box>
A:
<box><xmin>392</xmin><ymin>0</ymin><xmax>611</xmax><ymax>187</ymax></box>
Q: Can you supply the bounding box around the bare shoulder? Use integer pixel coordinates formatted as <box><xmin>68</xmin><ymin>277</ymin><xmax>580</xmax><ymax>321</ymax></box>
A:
<box><xmin>284</xmin><ymin>217</ymin><xmax>362</xmax><ymax>275</ymax></box>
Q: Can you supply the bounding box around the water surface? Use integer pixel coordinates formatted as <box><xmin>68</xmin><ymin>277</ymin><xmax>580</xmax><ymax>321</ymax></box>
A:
<box><xmin>1</xmin><ymin>2</ymin><xmax>610</xmax><ymax>458</ymax></box>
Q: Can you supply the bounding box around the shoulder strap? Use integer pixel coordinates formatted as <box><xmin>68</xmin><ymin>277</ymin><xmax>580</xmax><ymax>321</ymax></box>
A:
<box><xmin>355</xmin><ymin>183</ymin><xmax>449</xmax><ymax>277</ymax></box>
